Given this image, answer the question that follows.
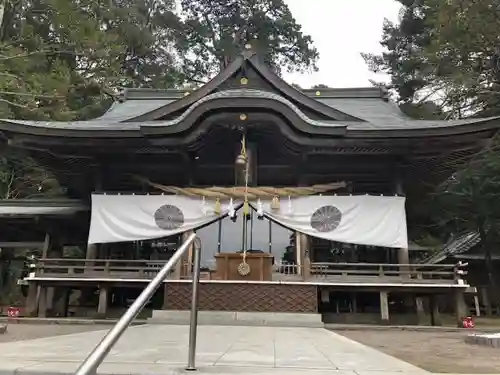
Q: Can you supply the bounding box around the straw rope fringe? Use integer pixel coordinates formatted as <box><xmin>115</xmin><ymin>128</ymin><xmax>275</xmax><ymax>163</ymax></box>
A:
<box><xmin>135</xmin><ymin>177</ymin><xmax>346</xmax><ymax>199</ymax></box>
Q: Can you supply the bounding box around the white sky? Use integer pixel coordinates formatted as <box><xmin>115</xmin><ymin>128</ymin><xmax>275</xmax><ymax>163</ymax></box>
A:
<box><xmin>283</xmin><ymin>0</ymin><xmax>402</xmax><ymax>88</ymax></box>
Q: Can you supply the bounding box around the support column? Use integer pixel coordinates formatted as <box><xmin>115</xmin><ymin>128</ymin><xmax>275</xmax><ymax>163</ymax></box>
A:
<box><xmin>394</xmin><ymin>178</ymin><xmax>410</xmax><ymax>277</ymax></box>
<box><xmin>415</xmin><ymin>295</ymin><xmax>426</xmax><ymax>325</ymax></box>
<box><xmin>86</xmin><ymin>243</ymin><xmax>97</xmax><ymax>259</ymax></box>
<box><xmin>41</xmin><ymin>233</ymin><xmax>50</xmax><ymax>258</ymax></box>
<box><xmin>299</xmin><ymin>233</ymin><xmax>310</xmax><ymax>280</ymax></box>
<box><xmin>379</xmin><ymin>291</ymin><xmax>389</xmax><ymax>324</ymax></box>
<box><xmin>481</xmin><ymin>286</ymin><xmax>491</xmax><ymax>316</ymax></box>
<box><xmin>97</xmin><ymin>285</ymin><xmax>109</xmax><ymax>317</ymax></box>
<box><xmin>25</xmin><ymin>283</ymin><xmax>38</xmax><ymax>317</ymax></box>
<box><xmin>351</xmin><ymin>293</ymin><xmax>357</xmax><ymax>313</ymax></box>
<box><xmin>295</xmin><ymin>232</ymin><xmax>303</xmax><ymax>276</ymax></box>
<box><xmin>454</xmin><ymin>289</ymin><xmax>467</xmax><ymax>327</ymax></box>
<box><xmin>53</xmin><ymin>288</ymin><xmax>70</xmax><ymax>317</ymax></box>
<box><xmin>38</xmin><ymin>286</ymin><xmax>47</xmax><ymax>318</ymax></box>
<box><xmin>46</xmin><ymin>287</ymin><xmax>55</xmax><ymax>313</ymax></box>
<box><xmin>430</xmin><ymin>295</ymin><xmax>442</xmax><ymax>326</ymax></box>
<box><xmin>474</xmin><ymin>294</ymin><xmax>481</xmax><ymax>317</ymax></box>
<box><xmin>182</xmin><ymin>230</ymin><xmax>195</xmax><ymax>278</ymax></box>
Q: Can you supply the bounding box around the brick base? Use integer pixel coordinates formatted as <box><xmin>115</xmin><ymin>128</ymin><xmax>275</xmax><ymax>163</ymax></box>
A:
<box><xmin>164</xmin><ymin>282</ymin><xmax>318</xmax><ymax>313</ymax></box>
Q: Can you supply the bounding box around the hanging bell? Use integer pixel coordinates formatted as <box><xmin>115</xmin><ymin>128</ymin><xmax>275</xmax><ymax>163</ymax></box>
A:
<box><xmin>214</xmin><ymin>197</ymin><xmax>221</xmax><ymax>215</ymax></box>
<box><xmin>235</xmin><ymin>153</ymin><xmax>247</xmax><ymax>166</ymax></box>
<box><xmin>271</xmin><ymin>196</ymin><xmax>280</xmax><ymax>211</ymax></box>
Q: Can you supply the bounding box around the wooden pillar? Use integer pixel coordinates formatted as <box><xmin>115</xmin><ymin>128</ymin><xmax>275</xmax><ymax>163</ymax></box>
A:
<box><xmin>38</xmin><ymin>286</ymin><xmax>47</xmax><ymax>318</ymax></box>
<box><xmin>97</xmin><ymin>285</ymin><xmax>109</xmax><ymax>317</ymax></box>
<box><xmin>25</xmin><ymin>283</ymin><xmax>38</xmax><ymax>317</ymax></box>
<box><xmin>393</xmin><ymin>178</ymin><xmax>410</xmax><ymax>277</ymax></box>
<box><xmin>430</xmin><ymin>295</ymin><xmax>442</xmax><ymax>326</ymax></box>
<box><xmin>474</xmin><ymin>294</ymin><xmax>481</xmax><ymax>317</ymax></box>
<box><xmin>299</xmin><ymin>233</ymin><xmax>311</xmax><ymax>280</ymax></box>
<box><xmin>379</xmin><ymin>291</ymin><xmax>389</xmax><ymax>324</ymax></box>
<box><xmin>86</xmin><ymin>243</ymin><xmax>97</xmax><ymax>259</ymax></box>
<box><xmin>351</xmin><ymin>293</ymin><xmax>357</xmax><ymax>313</ymax></box>
<box><xmin>46</xmin><ymin>287</ymin><xmax>55</xmax><ymax>312</ymax></box>
<box><xmin>415</xmin><ymin>295</ymin><xmax>426</xmax><ymax>325</ymax></box>
<box><xmin>182</xmin><ymin>230</ymin><xmax>195</xmax><ymax>278</ymax></box>
<box><xmin>41</xmin><ymin>233</ymin><xmax>50</xmax><ymax>258</ymax></box>
<box><xmin>480</xmin><ymin>286</ymin><xmax>491</xmax><ymax>316</ymax></box>
<box><xmin>295</xmin><ymin>232</ymin><xmax>302</xmax><ymax>276</ymax></box>
<box><xmin>454</xmin><ymin>289</ymin><xmax>467</xmax><ymax>327</ymax></box>
<box><xmin>53</xmin><ymin>288</ymin><xmax>70</xmax><ymax>317</ymax></box>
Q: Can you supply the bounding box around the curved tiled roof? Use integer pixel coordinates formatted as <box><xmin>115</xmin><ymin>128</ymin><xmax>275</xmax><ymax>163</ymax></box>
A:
<box><xmin>2</xmin><ymin>89</ymin><xmax>499</xmax><ymax>136</ymax></box>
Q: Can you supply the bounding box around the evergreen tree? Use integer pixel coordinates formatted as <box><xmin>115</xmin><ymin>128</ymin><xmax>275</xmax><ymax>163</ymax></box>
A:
<box><xmin>177</xmin><ymin>0</ymin><xmax>319</xmax><ymax>83</ymax></box>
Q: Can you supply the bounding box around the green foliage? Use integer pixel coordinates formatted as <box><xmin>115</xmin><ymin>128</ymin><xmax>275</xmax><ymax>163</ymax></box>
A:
<box><xmin>436</xmin><ymin>145</ymin><xmax>500</xmax><ymax>236</ymax></box>
<box><xmin>0</xmin><ymin>150</ymin><xmax>64</xmax><ymax>199</ymax></box>
<box><xmin>364</xmin><ymin>0</ymin><xmax>500</xmax><ymax>118</ymax></box>
<box><xmin>0</xmin><ymin>0</ymin><xmax>319</xmax><ymax>199</ymax></box>
<box><xmin>177</xmin><ymin>0</ymin><xmax>319</xmax><ymax>82</ymax></box>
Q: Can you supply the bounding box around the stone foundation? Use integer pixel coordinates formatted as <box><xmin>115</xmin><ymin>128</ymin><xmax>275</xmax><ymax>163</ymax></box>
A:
<box><xmin>163</xmin><ymin>282</ymin><xmax>318</xmax><ymax>313</ymax></box>
<box><xmin>465</xmin><ymin>333</ymin><xmax>500</xmax><ymax>348</ymax></box>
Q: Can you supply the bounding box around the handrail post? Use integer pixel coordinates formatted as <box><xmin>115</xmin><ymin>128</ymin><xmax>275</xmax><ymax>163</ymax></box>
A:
<box><xmin>74</xmin><ymin>233</ymin><xmax>197</xmax><ymax>375</ymax></box>
<box><xmin>186</xmin><ymin>237</ymin><xmax>202</xmax><ymax>371</ymax></box>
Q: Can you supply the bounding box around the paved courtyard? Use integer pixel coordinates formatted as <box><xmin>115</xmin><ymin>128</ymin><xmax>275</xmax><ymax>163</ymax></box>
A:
<box><xmin>0</xmin><ymin>324</ymin><xmax>457</xmax><ymax>375</ymax></box>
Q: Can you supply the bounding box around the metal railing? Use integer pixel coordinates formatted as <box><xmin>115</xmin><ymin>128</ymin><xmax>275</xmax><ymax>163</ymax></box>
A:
<box><xmin>75</xmin><ymin>232</ymin><xmax>200</xmax><ymax>375</ymax></box>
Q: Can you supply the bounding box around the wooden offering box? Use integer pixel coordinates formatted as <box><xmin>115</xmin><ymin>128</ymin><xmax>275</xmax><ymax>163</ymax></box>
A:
<box><xmin>213</xmin><ymin>252</ymin><xmax>274</xmax><ymax>281</ymax></box>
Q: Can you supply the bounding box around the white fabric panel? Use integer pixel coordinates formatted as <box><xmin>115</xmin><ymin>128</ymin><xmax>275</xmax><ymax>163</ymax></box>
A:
<box><xmin>261</xmin><ymin>195</ymin><xmax>407</xmax><ymax>249</ymax></box>
<box><xmin>88</xmin><ymin>194</ymin><xmax>237</xmax><ymax>244</ymax></box>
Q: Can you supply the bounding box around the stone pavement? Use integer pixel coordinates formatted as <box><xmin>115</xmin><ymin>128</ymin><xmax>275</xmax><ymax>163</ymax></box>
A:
<box><xmin>0</xmin><ymin>324</ymin><xmax>441</xmax><ymax>375</ymax></box>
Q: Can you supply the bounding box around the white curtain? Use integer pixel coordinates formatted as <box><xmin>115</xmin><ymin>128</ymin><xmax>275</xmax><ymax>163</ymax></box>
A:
<box><xmin>260</xmin><ymin>195</ymin><xmax>407</xmax><ymax>249</ymax></box>
<box><xmin>88</xmin><ymin>194</ymin><xmax>238</xmax><ymax>244</ymax></box>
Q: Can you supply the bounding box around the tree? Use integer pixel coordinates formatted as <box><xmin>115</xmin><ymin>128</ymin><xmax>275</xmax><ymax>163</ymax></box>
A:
<box><xmin>364</xmin><ymin>0</ymin><xmax>500</xmax><ymax>118</ymax></box>
<box><xmin>177</xmin><ymin>0</ymin><xmax>319</xmax><ymax>82</ymax></box>
<box><xmin>0</xmin><ymin>0</ymin><xmax>185</xmax><ymax>198</ymax></box>
<box><xmin>434</xmin><ymin>142</ymin><xmax>500</xmax><ymax>313</ymax></box>
<box><xmin>0</xmin><ymin>150</ymin><xmax>63</xmax><ymax>199</ymax></box>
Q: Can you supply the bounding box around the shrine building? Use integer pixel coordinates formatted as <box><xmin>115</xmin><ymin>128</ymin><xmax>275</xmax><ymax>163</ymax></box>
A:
<box><xmin>0</xmin><ymin>46</ymin><xmax>498</xmax><ymax>326</ymax></box>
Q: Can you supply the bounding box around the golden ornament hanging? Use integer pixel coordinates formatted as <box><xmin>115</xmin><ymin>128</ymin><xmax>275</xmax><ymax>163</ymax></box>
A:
<box><xmin>271</xmin><ymin>196</ymin><xmax>280</xmax><ymax>211</ymax></box>
<box><xmin>214</xmin><ymin>197</ymin><xmax>221</xmax><ymax>215</ymax></box>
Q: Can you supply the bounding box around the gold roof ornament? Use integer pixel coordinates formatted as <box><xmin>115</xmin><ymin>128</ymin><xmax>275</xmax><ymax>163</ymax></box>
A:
<box><xmin>315</xmin><ymin>91</ymin><xmax>321</xmax><ymax>96</ymax></box>
<box><xmin>239</xmin><ymin>113</ymin><xmax>247</xmax><ymax>121</ymax></box>
<box><xmin>240</xmin><ymin>77</ymin><xmax>248</xmax><ymax>85</ymax></box>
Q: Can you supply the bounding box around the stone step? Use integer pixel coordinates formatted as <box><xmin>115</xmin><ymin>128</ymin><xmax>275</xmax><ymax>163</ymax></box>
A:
<box><xmin>465</xmin><ymin>332</ymin><xmax>500</xmax><ymax>348</ymax></box>
<box><xmin>148</xmin><ymin>310</ymin><xmax>324</xmax><ymax>328</ymax></box>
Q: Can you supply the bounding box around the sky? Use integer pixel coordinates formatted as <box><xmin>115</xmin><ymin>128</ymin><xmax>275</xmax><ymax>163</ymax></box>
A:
<box><xmin>283</xmin><ymin>0</ymin><xmax>402</xmax><ymax>88</ymax></box>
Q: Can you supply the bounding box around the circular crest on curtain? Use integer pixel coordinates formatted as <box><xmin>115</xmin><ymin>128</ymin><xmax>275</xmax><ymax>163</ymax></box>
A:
<box><xmin>154</xmin><ymin>205</ymin><xmax>185</xmax><ymax>230</ymax></box>
<box><xmin>310</xmin><ymin>205</ymin><xmax>342</xmax><ymax>232</ymax></box>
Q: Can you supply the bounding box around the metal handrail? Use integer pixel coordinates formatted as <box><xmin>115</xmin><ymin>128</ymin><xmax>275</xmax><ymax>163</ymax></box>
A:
<box><xmin>75</xmin><ymin>233</ymin><xmax>198</xmax><ymax>375</ymax></box>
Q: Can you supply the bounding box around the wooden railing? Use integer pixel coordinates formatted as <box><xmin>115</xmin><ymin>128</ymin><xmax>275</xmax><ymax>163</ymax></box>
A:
<box><xmin>273</xmin><ymin>262</ymin><xmax>462</xmax><ymax>283</ymax></box>
<box><xmin>30</xmin><ymin>258</ymin><xmax>464</xmax><ymax>284</ymax></box>
<box><xmin>33</xmin><ymin>258</ymin><xmax>191</xmax><ymax>279</ymax></box>
<box><xmin>310</xmin><ymin>262</ymin><xmax>458</xmax><ymax>280</ymax></box>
